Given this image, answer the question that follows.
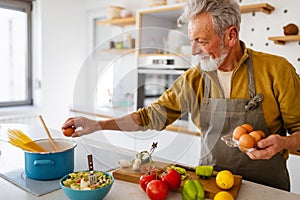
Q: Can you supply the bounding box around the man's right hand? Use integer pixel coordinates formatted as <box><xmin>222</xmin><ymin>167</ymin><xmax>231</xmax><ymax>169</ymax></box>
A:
<box><xmin>62</xmin><ymin>116</ymin><xmax>101</xmax><ymax>137</ymax></box>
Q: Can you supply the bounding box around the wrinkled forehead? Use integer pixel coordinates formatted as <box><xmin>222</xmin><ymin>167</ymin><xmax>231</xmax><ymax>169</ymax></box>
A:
<box><xmin>188</xmin><ymin>12</ymin><xmax>213</xmax><ymax>27</ymax></box>
<box><xmin>188</xmin><ymin>13</ymin><xmax>215</xmax><ymax>32</ymax></box>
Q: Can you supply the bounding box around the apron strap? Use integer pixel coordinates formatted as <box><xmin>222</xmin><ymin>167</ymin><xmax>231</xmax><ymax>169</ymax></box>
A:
<box><xmin>204</xmin><ymin>75</ymin><xmax>211</xmax><ymax>99</ymax></box>
<box><xmin>246</xmin><ymin>50</ymin><xmax>256</xmax><ymax>98</ymax></box>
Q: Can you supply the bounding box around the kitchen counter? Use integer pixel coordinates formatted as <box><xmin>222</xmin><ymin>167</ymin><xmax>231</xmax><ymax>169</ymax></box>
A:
<box><xmin>1</xmin><ymin>124</ymin><xmax>300</xmax><ymax>200</ymax></box>
<box><xmin>1</xmin><ymin>169</ymin><xmax>300</xmax><ymax>200</ymax></box>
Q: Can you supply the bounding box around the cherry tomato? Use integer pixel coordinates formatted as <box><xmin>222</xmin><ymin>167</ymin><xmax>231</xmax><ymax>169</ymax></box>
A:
<box><xmin>139</xmin><ymin>173</ymin><xmax>156</xmax><ymax>192</ymax></box>
<box><xmin>160</xmin><ymin>169</ymin><xmax>181</xmax><ymax>190</ymax></box>
<box><xmin>146</xmin><ymin>180</ymin><xmax>169</xmax><ymax>200</ymax></box>
<box><xmin>76</xmin><ymin>178</ymin><xmax>82</xmax><ymax>183</ymax></box>
<box><xmin>62</xmin><ymin>127</ymin><xmax>75</xmax><ymax>137</ymax></box>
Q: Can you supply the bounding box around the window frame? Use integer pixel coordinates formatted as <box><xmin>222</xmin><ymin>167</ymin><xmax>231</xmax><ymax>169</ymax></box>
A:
<box><xmin>0</xmin><ymin>0</ymin><xmax>33</xmax><ymax>107</ymax></box>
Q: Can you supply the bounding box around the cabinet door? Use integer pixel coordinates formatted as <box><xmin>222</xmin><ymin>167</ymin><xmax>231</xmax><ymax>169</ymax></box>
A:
<box><xmin>137</xmin><ymin>5</ymin><xmax>190</xmax><ymax>55</ymax></box>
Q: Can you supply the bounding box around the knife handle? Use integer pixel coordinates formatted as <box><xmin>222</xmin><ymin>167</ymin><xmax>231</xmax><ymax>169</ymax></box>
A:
<box><xmin>87</xmin><ymin>154</ymin><xmax>94</xmax><ymax>171</ymax></box>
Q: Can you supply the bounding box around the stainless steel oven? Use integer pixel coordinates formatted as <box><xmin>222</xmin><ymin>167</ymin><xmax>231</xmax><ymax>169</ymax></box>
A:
<box><xmin>137</xmin><ymin>55</ymin><xmax>192</xmax><ymax>121</ymax></box>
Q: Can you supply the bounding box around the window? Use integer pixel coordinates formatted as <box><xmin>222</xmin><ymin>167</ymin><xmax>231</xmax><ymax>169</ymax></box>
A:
<box><xmin>0</xmin><ymin>0</ymin><xmax>32</xmax><ymax>107</ymax></box>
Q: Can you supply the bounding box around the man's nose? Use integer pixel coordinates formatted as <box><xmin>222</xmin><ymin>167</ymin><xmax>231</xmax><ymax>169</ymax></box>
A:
<box><xmin>191</xmin><ymin>41</ymin><xmax>202</xmax><ymax>55</ymax></box>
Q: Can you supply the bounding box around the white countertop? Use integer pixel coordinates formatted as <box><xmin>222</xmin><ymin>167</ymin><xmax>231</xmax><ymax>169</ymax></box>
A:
<box><xmin>1</xmin><ymin>172</ymin><xmax>300</xmax><ymax>200</ymax></box>
<box><xmin>1</xmin><ymin>123</ymin><xmax>300</xmax><ymax>200</ymax></box>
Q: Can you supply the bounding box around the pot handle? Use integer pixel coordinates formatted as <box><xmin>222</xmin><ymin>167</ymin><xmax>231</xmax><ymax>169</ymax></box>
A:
<box><xmin>34</xmin><ymin>159</ymin><xmax>55</xmax><ymax>166</ymax></box>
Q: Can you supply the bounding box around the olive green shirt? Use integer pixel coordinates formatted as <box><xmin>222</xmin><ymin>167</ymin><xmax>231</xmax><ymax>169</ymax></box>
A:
<box><xmin>137</xmin><ymin>42</ymin><xmax>300</xmax><ymax>136</ymax></box>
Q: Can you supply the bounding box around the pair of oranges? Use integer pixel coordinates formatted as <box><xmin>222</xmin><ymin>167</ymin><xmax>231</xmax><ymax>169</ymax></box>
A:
<box><xmin>232</xmin><ymin>124</ymin><xmax>266</xmax><ymax>149</ymax></box>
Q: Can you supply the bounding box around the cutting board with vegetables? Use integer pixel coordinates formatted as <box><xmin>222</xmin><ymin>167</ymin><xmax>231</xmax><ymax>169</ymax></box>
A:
<box><xmin>112</xmin><ymin>162</ymin><xmax>242</xmax><ymax>199</ymax></box>
<box><xmin>113</xmin><ymin>161</ymin><xmax>171</xmax><ymax>183</ymax></box>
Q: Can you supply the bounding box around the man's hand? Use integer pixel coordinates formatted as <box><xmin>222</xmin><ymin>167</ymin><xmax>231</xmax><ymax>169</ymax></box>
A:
<box><xmin>62</xmin><ymin>116</ymin><xmax>101</xmax><ymax>137</ymax></box>
<box><xmin>246</xmin><ymin>134</ymin><xmax>286</xmax><ymax>160</ymax></box>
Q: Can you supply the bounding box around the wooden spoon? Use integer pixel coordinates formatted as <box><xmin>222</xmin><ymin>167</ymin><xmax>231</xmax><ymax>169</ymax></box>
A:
<box><xmin>38</xmin><ymin>115</ymin><xmax>58</xmax><ymax>151</ymax></box>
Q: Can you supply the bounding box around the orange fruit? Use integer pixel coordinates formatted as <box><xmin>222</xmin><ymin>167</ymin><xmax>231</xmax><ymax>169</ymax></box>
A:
<box><xmin>239</xmin><ymin>134</ymin><xmax>255</xmax><ymax>149</ymax></box>
<box><xmin>241</xmin><ymin>123</ymin><xmax>254</xmax><ymax>133</ymax></box>
<box><xmin>256</xmin><ymin>130</ymin><xmax>266</xmax><ymax>138</ymax></box>
<box><xmin>249</xmin><ymin>131</ymin><xmax>262</xmax><ymax>144</ymax></box>
<box><xmin>232</xmin><ymin>125</ymin><xmax>248</xmax><ymax>140</ymax></box>
<box><xmin>62</xmin><ymin>127</ymin><xmax>75</xmax><ymax>137</ymax></box>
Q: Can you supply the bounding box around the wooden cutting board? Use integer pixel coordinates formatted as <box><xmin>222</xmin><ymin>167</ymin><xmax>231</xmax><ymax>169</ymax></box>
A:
<box><xmin>112</xmin><ymin>162</ymin><xmax>242</xmax><ymax>199</ymax></box>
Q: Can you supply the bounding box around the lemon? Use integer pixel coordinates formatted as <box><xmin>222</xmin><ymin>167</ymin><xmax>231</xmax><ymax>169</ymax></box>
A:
<box><xmin>216</xmin><ymin>170</ymin><xmax>234</xmax><ymax>190</ymax></box>
<box><xmin>214</xmin><ymin>191</ymin><xmax>234</xmax><ymax>200</ymax></box>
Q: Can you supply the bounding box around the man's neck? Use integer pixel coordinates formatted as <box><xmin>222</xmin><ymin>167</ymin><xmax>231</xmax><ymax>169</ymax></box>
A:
<box><xmin>218</xmin><ymin>40</ymin><xmax>243</xmax><ymax>72</ymax></box>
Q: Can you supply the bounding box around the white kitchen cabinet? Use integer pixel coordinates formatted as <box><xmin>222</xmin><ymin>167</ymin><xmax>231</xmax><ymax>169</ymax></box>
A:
<box><xmin>136</xmin><ymin>4</ymin><xmax>190</xmax><ymax>56</ymax></box>
<box><xmin>287</xmin><ymin>154</ymin><xmax>300</xmax><ymax>194</ymax></box>
<box><xmin>92</xmin><ymin>130</ymin><xmax>200</xmax><ymax>166</ymax></box>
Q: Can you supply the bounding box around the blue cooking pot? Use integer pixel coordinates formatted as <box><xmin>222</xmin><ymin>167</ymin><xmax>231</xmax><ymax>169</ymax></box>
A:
<box><xmin>24</xmin><ymin>138</ymin><xmax>77</xmax><ymax>180</ymax></box>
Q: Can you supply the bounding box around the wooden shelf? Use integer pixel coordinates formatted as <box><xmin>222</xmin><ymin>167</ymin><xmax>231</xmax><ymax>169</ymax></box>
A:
<box><xmin>96</xmin><ymin>17</ymin><xmax>136</xmax><ymax>26</ymax></box>
<box><xmin>99</xmin><ymin>48</ymin><xmax>136</xmax><ymax>54</ymax></box>
<box><xmin>240</xmin><ymin>3</ymin><xmax>275</xmax><ymax>14</ymax></box>
<box><xmin>268</xmin><ymin>35</ymin><xmax>300</xmax><ymax>45</ymax></box>
<box><xmin>139</xmin><ymin>53</ymin><xmax>184</xmax><ymax>56</ymax></box>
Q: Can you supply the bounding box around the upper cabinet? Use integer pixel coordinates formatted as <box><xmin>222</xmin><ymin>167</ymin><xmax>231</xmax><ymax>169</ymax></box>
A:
<box><xmin>136</xmin><ymin>4</ymin><xmax>190</xmax><ymax>57</ymax></box>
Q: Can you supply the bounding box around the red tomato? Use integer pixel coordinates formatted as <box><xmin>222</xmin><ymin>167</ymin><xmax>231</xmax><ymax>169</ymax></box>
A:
<box><xmin>76</xmin><ymin>178</ymin><xmax>82</xmax><ymax>183</ymax></box>
<box><xmin>139</xmin><ymin>173</ymin><xmax>156</xmax><ymax>192</ymax></box>
<box><xmin>146</xmin><ymin>180</ymin><xmax>169</xmax><ymax>200</ymax></box>
<box><xmin>160</xmin><ymin>169</ymin><xmax>181</xmax><ymax>190</ymax></box>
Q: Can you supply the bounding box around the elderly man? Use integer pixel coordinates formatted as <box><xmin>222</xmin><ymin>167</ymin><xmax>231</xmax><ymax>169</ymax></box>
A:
<box><xmin>63</xmin><ymin>0</ymin><xmax>300</xmax><ymax>191</ymax></box>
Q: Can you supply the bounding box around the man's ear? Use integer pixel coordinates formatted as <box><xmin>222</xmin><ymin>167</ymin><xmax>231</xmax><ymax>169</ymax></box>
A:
<box><xmin>227</xmin><ymin>26</ymin><xmax>238</xmax><ymax>47</ymax></box>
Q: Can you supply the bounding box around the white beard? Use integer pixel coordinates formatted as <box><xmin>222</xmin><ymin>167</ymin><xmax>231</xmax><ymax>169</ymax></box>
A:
<box><xmin>199</xmin><ymin>51</ymin><xmax>228</xmax><ymax>72</ymax></box>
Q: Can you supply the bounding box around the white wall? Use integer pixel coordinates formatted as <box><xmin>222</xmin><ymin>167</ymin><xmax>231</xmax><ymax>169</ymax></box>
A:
<box><xmin>239</xmin><ymin>0</ymin><xmax>300</xmax><ymax>73</ymax></box>
<box><xmin>34</xmin><ymin>0</ymin><xmax>88</xmax><ymax>128</ymax></box>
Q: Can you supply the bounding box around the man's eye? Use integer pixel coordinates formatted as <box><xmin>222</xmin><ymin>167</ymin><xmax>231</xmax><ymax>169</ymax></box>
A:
<box><xmin>196</xmin><ymin>40</ymin><xmax>207</xmax><ymax>45</ymax></box>
<box><xmin>190</xmin><ymin>39</ymin><xmax>207</xmax><ymax>45</ymax></box>
<box><xmin>190</xmin><ymin>39</ymin><xmax>208</xmax><ymax>46</ymax></box>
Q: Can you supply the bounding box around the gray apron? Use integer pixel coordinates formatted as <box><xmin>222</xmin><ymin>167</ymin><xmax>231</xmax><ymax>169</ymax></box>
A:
<box><xmin>199</xmin><ymin>51</ymin><xmax>290</xmax><ymax>191</ymax></box>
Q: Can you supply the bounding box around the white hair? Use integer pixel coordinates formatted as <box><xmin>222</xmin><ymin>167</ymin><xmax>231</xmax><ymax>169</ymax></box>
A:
<box><xmin>178</xmin><ymin>0</ymin><xmax>241</xmax><ymax>38</ymax></box>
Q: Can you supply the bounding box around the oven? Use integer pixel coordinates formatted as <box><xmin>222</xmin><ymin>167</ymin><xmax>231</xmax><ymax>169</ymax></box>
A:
<box><xmin>137</xmin><ymin>55</ymin><xmax>192</xmax><ymax>122</ymax></box>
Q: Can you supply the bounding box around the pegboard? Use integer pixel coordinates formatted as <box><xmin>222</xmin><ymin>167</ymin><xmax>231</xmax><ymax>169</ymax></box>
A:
<box><xmin>238</xmin><ymin>0</ymin><xmax>300</xmax><ymax>74</ymax></box>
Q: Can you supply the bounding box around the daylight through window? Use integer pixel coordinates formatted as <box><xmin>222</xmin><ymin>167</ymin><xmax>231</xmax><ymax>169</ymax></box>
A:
<box><xmin>0</xmin><ymin>0</ymin><xmax>32</xmax><ymax>107</ymax></box>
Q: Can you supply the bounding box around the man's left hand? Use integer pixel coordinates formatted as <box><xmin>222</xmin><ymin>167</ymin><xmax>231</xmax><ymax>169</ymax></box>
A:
<box><xmin>246</xmin><ymin>134</ymin><xmax>285</xmax><ymax>160</ymax></box>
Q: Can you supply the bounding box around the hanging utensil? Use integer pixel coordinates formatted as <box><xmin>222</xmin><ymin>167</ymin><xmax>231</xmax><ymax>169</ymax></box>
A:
<box><xmin>7</xmin><ymin>129</ymin><xmax>46</xmax><ymax>152</ymax></box>
<box><xmin>87</xmin><ymin>154</ymin><xmax>97</xmax><ymax>185</ymax></box>
<box><xmin>38</xmin><ymin>115</ymin><xmax>58</xmax><ymax>152</ymax></box>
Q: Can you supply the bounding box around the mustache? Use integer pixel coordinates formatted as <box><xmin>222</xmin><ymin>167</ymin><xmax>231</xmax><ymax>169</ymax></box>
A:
<box><xmin>199</xmin><ymin>54</ymin><xmax>210</xmax><ymax>60</ymax></box>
